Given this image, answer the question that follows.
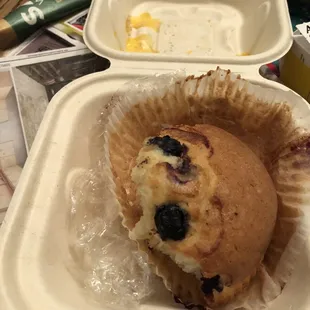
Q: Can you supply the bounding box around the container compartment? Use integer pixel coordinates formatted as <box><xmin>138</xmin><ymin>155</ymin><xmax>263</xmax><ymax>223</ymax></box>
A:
<box><xmin>0</xmin><ymin>69</ymin><xmax>310</xmax><ymax>310</ymax></box>
<box><xmin>119</xmin><ymin>0</ymin><xmax>269</xmax><ymax>56</ymax></box>
<box><xmin>85</xmin><ymin>0</ymin><xmax>292</xmax><ymax>65</ymax></box>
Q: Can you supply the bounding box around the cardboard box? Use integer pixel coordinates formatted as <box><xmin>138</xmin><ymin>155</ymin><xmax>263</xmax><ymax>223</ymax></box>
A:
<box><xmin>280</xmin><ymin>31</ymin><xmax>310</xmax><ymax>102</ymax></box>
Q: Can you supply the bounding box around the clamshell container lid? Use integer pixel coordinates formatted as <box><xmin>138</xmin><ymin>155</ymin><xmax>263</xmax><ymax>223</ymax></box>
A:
<box><xmin>84</xmin><ymin>0</ymin><xmax>293</xmax><ymax>71</ymax></box>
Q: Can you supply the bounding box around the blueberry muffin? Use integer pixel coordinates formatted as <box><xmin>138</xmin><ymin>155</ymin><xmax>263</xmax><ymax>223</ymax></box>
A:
<box><xmin>125</xmin><ymin>124</ymin><xmax>278</xmax><ymax>308</ymax></box>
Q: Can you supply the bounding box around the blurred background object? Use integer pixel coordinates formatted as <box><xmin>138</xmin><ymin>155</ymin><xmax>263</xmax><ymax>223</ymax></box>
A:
<box><xmin>0</xmin><ymin>0</ymin><xmax>27</xmax><ymax>19</ymax></box>
<box><xmin>0</xmin><ymin>0</ymin><xmax>91</xmax><ymax>50</ymax></box>
<box><xmin>280</xmin><ymin>33</ymin><xmax>310</xmax><ymax>102</ymax></box>
<box><xmin>287</xmin><ymin>0</ymin><xmax>310</xmax><ymax>30</ymax></box>
<box><xmin>279</xmin><ymin>0</ymin><xmax>310</xmax><ymax>102</ymax></box>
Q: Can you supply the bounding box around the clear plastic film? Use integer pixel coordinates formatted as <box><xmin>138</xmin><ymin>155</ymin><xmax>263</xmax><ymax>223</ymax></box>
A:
<box><xmin>67</xmin><ymin>72</ymin><xmax>185</xmax><ymax>309</ymax></box>
<box><xmin>68</xmin><ymin>168</ymin><xmax>156</xmax><ymax>308</ymax></box>
<box><xmin>100</xmin><ymin>68</ymin><xmax>310</xmax><ymax>309</ymax></box>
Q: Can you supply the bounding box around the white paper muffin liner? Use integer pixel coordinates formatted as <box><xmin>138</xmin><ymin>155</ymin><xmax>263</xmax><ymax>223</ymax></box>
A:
<box><xmin>98</xmin><ymin>68</ymin><xmax>310</xmax><ymax>309</ymax></box>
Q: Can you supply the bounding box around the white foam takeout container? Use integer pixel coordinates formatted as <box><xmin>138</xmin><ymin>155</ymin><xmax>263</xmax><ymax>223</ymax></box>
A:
<box><xmin>1</xmin><ymin>1</ymin><xmax>310</xmax><ymax>310</ymax></box>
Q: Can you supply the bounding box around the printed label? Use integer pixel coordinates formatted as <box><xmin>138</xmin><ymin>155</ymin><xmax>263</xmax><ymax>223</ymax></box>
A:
<box><xmin>296</xmin><ymin>22</ymin><xmax>310</xmax><ymax>44</ymax></box>
<box><xmin>21</xmin><ymin>7</ymin><xmax>45</xmax><ymax>25</ymax></box>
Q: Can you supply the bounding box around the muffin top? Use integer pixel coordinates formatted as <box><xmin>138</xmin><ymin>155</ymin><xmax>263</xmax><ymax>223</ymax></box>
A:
<box><xmin>130</xmin><ymin>124</ymin><xmax>278</xmax><ymax>291</ymax></box>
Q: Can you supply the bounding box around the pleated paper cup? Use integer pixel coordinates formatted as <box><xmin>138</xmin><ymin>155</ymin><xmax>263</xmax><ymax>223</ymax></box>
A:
<box><xmin>99</xmin><ymin>68</ymin><xmax>310</xmax><ymax>309</ymax></box>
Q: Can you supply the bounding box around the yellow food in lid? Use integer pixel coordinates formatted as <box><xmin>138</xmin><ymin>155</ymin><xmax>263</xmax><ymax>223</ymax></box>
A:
<box><xmin>126</xmin><ymin>12</ymin><xmax>161</xmax><ymax>32</ymax></box>
<box><xmin>126</xmin><ymin>34</ymin><xmax>157</xmax><ymax>53</ymax></box>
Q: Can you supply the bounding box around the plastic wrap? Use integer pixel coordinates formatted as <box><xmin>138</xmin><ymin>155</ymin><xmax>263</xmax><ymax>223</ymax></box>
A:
<box><xmin>100</xmin><ymin>68</ymin><xmax>310</xmax><ymax>309</ymax></box>
<box><xmin>68</xmin><ymin>167</ymin><xmax>157</xmax><ymax>309</ymax></box>
<box><xmin>67</xmin><ymin>71</ymin><xmax>186</xmax><ymax>309</ymax></box>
